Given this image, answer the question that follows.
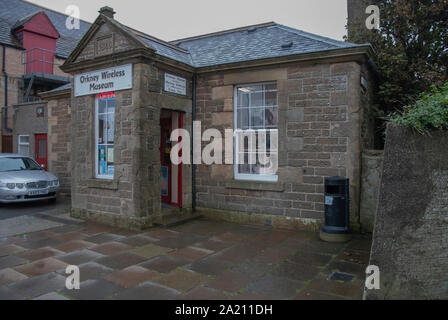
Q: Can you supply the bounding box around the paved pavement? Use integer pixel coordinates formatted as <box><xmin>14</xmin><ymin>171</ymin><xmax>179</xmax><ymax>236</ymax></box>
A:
<box><xmin>0</xmin><ymin>204</ymin><xmax>372</xmax><ymax>300</ymax></box>
<box><xmin>0</xmin><ymin>197</ymin><xmax>74</xmax><ymax>237</ymax></box>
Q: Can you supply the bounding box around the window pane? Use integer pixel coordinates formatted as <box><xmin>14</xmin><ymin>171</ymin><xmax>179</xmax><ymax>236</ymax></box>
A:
<box><xmin>19</xmin><ymin>145</ymin><xmax>29</xmax><ymax>157</ymax></box>
<box><xmin>264</xmin><ymin>108</ymin><xmax>277</xmax><ymax>128</ymax></box>
<box><xmin>98</xmin><ymin>99</ymin><xmax>107</xmax><ymax>114</ymax></box>
<box><xmin>107</xmin><ymin>113</ymin><xmax>115</xmax><ymax>144</ymax></box>
<box><xmin>38</xmin><ymin>139</ymin><xmax>46</xmax><ymax>158</ymax></box>
<box><xmin>19</xmin><ymin>136</ymin><xmax>29</xmax><ymax>144</ymax></box>
<box><xmin>98</xmin><ymin>114</ymin><xmax>106</xmax><ymax>144</ymax></box>
<box><xmin>237</xmin><ymin>108</ymin><xmax>249</xmax><ymax>129</ymax></box>
<box><xmin>251</xmin><ymin>108</ymin><xmax>264</xmax><ymax>129</ymax></box>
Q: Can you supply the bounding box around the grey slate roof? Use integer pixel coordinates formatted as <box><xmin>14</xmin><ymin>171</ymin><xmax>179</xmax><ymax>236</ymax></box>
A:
<box><xmin>0</xmin><ymin>1</ymin><xmax>368</xmax><ymax>69</ymax></box>
<box><xmin>171</xmin><ymin>23</ymin><xmax>366</xmax><ymax>68</ymax></box>
<box><xmin>0</xmin><ymin>0</ymin><xmax>91</xmax><ymax>58</ymax></box>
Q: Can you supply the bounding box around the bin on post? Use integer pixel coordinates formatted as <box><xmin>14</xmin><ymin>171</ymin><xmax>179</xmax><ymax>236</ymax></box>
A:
<box><xmin>320</xmin><ymin>176</ymin><xmax>352</xmax><ymax>242</ymax></box>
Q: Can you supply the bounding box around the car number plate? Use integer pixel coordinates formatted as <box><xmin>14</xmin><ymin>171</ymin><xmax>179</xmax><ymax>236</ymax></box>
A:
<box><xmin>29</xmin><ymin>190</ymin><xmax>49</xmax><ymax>196</ymax></box>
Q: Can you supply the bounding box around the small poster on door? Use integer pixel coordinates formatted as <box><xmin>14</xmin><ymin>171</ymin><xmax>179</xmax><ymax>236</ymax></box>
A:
<box><xmin>161</xmin><ymin>166</ymin><xmax>169</xmax><ymax>196</ymax></box>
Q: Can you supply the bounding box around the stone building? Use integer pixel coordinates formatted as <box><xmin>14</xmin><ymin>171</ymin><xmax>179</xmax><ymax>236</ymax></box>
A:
<box><xmin>47</xmin><ymin>6</ymin><xmax>377</xmax><ymax>231</ymax></box>
<box><xmin>0</xmin><ymin>0</ymin><xmax>89</xmax><ymax>172</ymax></box>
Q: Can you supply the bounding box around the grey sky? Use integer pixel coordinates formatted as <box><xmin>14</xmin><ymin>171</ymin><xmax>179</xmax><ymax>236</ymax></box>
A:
<box><xmin>28</xmin><ymin>0</ymin><xmax>349</xmax><ymax>42</ymax></box>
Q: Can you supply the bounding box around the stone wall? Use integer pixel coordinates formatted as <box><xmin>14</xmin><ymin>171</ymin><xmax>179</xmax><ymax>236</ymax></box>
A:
<box><xmin>360</xmin><ymin>150</ymin><xmax>383</xmax><ymax>232</ymax></box>
<box><xmin>195</xmin><ymin>61</ymin><xmax>371</xmax><ymax>231</ymax></box>
<box><xmin>12</xmin><ymin>101</ymin><xmax>48</xmax><ymax>156</ymax></box>
<box><xmin>41</xmin><ymin>90</ymin><xmax>72</xmax><ymax>193</ymax></box>
<box><xmin>366</xmin><ymin>125</ymin><xmax>448</xmax><ymax>300</ymax></box>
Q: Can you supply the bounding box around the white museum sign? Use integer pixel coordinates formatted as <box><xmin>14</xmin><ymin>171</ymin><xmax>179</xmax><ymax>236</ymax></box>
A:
<box><xmin>164</xmin><ymin>73</ymin><xmax>187</xmax><ymax>96</ymax></box>
<box><xmin>74</xmin><ymin>64</ymin><xmax>133</xmax><ymax>97</ymax></box>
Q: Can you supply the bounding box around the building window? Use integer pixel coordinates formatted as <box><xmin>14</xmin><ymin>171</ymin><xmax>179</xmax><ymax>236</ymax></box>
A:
<box><xmin>95</xmin><ymin>92</ymin><xmax>115</xmax><ymax>179</ymax></box>
<box><xmin>18</xmin><ymin>135</ymin><xmax>30</xmax><ymax>156</ymax></box>
<box><xmin>234</xmin><ymin>83</ymin><xmax>278</xmax><ymax>182</ymax></box>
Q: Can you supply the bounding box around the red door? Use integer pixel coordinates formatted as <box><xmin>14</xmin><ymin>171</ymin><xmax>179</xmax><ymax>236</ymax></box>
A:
<box><xmin>35</xmin><ymin>134</ymin><xmax>47</xmax><ymax>170</ymax></box>
<box><xmin>160</xmin><ymin>119</ymin><xmax>172</xmax><ymax>204</ymax></box>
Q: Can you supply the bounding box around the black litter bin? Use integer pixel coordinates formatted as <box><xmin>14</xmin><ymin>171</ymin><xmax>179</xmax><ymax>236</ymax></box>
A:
<box><xmin>320</xmin><ymin>177</ymin><xmax>352</xmax><ymax>242</ymax></box>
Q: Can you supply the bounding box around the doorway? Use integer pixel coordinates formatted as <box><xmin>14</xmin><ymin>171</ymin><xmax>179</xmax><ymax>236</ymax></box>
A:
<box><xmin>35</xmin><ymin>134</ymin><xmax>47</xmax><ymax>170</ymax></box>
<box><xmin>160</xmin><ymin>110</ymin><xmax>184</xmax><ymax>207</ymax></box>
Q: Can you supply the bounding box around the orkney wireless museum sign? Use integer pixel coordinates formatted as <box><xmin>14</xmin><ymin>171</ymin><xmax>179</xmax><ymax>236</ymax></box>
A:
<box><xmin>74</xmin><ymin>64</ymin><xmax>133</xmax><ymax>97</ymax></box>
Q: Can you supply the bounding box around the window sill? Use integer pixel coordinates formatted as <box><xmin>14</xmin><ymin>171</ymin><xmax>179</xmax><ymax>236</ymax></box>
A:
<box><xmin>87</xmin><ymin>179</ymin><xmax>118</xmax><ymax>190</ymax></box>
<box><xmin>225</xmin><ymin>180</ymin><xmax>284</xmax><ymax>192</ymax></box>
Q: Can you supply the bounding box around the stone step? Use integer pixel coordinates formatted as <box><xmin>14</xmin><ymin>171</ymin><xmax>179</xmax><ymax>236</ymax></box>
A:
<box><xmin>154</xmin><ymin>210</ymin><xmax>203</xmax><ymax>228</ymax></box>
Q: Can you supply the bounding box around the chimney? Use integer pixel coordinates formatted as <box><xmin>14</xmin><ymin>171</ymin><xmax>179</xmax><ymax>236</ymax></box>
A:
<box><xmin>99</xmin><ymin>6</ymin><xmax>115</xmax><ymax>19</ymax></box>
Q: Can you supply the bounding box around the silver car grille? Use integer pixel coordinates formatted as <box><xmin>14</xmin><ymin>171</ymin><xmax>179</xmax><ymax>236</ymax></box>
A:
<box><xmin>26</xmin><ymin>181</ymin><xmax>48</xmax><ymax>189</ymax></box>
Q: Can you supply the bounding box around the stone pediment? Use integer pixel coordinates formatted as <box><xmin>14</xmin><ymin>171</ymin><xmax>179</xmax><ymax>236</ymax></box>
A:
<box><xmin>62</xmin><ymin>14</ymin><xmax>155</xmax><ymax>71</ymax></box>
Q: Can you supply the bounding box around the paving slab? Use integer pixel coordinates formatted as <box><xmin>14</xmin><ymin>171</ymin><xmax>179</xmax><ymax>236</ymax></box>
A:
<box><xmin>51</xmin><ymin>232</ymin><xmax>87</xmax><ymax>243</ymax></box>
<box><xmin>253</xmin><ymin>247</ymin><xmax>294</xmax><ymax>265</ymax></box>
<box><xmin>90</xmin><ymin>242</ymin><xmax>132</xmax><ymax>255</ymax></box>
<box><xmin>142</xmin><ymin>229</ymin><xmax>179</xmax><ymax>240</ymax></box>
<box><xmin>205</xmin><ymin>270</ymin><xmax>251</xmax><ymax>293</ymax></box>
<box><xmin>186</xmin><ymin>257</ymin><xmax>233</xmax><ymax>276</ymax></box>
<box><xmin>95</xmin><ymin>252</ymin><xmax>146</xmax><ymax>270</ymax></box>
<box><xmin>60</xmin><ymin>279</ymin><xmax>124</xmax><ymax>300</ymax></box>
<box><xmin>322</xmin><ymin>260</ymin><xmax>367</xmax><ymax>280</ymax></box>
<box><xmin>306</xmin><ymin>278</ymin><xmax>363</xmax><ymax>299</ymax></box>
<box><xmin>57</xmin><ymin>249</ymin><xmax>104</xmax><ymax>266</ymax></box>
<box><xmin>169</xmin><ymin>247</ymin><xmax>213</xmax><ymax>261</ymax></box>
<box><xmin>140</xmin><ymin>255</ymin><xmax>190</xmax><ymax>273</ymax></box>
<box><xmin>271</xmin><ymin>261</ymin><xmax>321</xmax><ymax>282</ymax></box>
<box><xmin>77</xmin><ymin>262</ymin><xmax>114</xmax><ymax>281</ymax></box>
<box><xmin>214</xmin><ymin>244</ymin><xmax>261</xmax><ymax>264</ymax></box>
<box><xmin>84</xmin><ymin>233</ymin><xmax>125</xmax><ymax>244</ymax></box>
<box><xmin>7</xmin><ymin>272</ymin><xmax>66</xmax><ymax>299</ymax></box>
<box><xmin>34</xmin><ymin>292</ymin><xmax>70</xmax><ymax>300</ymax></box>
<box><xmin>128</xmin><ymin>243</ymin><xmax>173</xmax><ymax>259</ymax></box>
<box><xmin>155</xmin><ymin>233</ymin><xmax>206</xmax><ymax>249</ymax></box>
<box><xmin>0</xmin><ymin>255</ymin><xmax>29</xmax><ymax>269</ymax></box>
<box><xmin>194</xmin><ymin>239</ymin><xmax>233</xmax><ymax>252</ymax></box>
<box><xmin>0</xmin><ymin>216</ymin><xmax>63</xmax><ymax>238</ymax></box>
<box><xmin>180</xmin><ymin>286</ymin><xmax>229</xmax><ymax>300</ymax></box>
<box><xmin>248</xmin><ymin>275</ymin><xmax>304</xmax><ymax>299</ymax></box>
<box><xmin>0</xmin><ymin>244</ymin><xmax>26</xmax><ymax>257</ymax></box>
<box><xmin>297</xmin><ymin>239</ymin><xmax>347</xmax><ymax>255</ymax></box>
<box><xmin>0</xmin><ymin>285</ymin><xmax>26</xmax><ymax>300</ymax></box>
<box><xmin>153</xmin><ymin>269</ymin><xmax>208</xmax><ymax>292</ymax></box>
<box><xmin>289</xmin><ymin>250</ymin><xmax>333</xmax><ymax>267</ymax></box>
<box><xmin>17</xmin><ymin>247</ymin><xmax>64</xmax><ymax>262</ymax></box>
<box><xmin>77</xmin><ymin>222</ymin><xmax>116</xmax><ymax>235</ymax></box>
<box><xmin>293</xmin><ymin>289</ymin><xmax>348</xmax><ymax>300</ymax></box>
<box><xmin>54</xmin><ymin>240</ymin><xmax>96</xmax><ymax>253</ymax></box>
<box><xmin>104</xmin><ymin>266</ymin><xmax>159</xmax><ymax>288</ymax></box>
<box><xmin>230</xmin><ymin>260</ymin><xmax>273</xmax><ymax>281</ymax></box>
<box><xmin>118</xmin><ymin>235</ymin><xmax>157</xmax><ymax>247</ymax></box>
<box><xmin>0</xmin><ymin>268</ymin><xmax>28</xmax><ymax>286</ymax></box>
<box><xmin>14</xmin><ymin>258</ymin><xmax>68</xmax><ymax>277</ymax></box>
<box><xmin>19</xmin><ymin>237</ymin><xmax>62</xmax><ymax>250</ymax></box>
<box><xmin>110</xmin><ymin>281</ymin><xmax>181</xmax><ymax>300</ymax></box>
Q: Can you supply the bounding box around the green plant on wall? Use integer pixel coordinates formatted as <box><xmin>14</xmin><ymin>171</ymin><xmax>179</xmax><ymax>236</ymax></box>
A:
<box><xmin>390</xmin><ymin>82</ymin><xmax>448</xmax><ymax>134</ymax></box>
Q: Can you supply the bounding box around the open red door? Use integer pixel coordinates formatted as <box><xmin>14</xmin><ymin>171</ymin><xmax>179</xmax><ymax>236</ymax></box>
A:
<box><xmin>35</xmin><ymin>134</ymin><xmax>47</xmax><ymax>170</ymax></box>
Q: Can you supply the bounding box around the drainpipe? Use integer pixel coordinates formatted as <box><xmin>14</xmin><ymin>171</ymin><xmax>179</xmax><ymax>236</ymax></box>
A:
<box><xmin>2</xmin><ymin>45</ymin><xmax>12</xmax><ymax>132</ymax></box>
<box><xmin>192</xmin><ymin>74</ymin><xmax>197</xmax><ymax>212</ymax></box>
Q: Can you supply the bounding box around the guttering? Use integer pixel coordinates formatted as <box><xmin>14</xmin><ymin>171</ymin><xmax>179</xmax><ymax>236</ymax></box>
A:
<box><xmin>2</xmin><ymin>45</ymin><xmax>12</xmax><ymax>132</ymax></box>
<box><xmin>191</xmin><ymin>74</ymin><xmax>197</xmax><ymax>212</ymax></box>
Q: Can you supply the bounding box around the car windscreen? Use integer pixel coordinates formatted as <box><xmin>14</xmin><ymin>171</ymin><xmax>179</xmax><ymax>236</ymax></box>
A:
<box><xmin>0</xmin><ymin>157</ymin><xmax>42</xmax><ymax>172</ymax></box>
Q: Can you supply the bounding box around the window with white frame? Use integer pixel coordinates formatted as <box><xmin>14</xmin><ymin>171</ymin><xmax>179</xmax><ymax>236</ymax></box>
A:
<box><xmin>234</xmin><ymin>83</ymin><xmax>278</xmax><ymax>182</ymax></box>
<box><xmin>95</xmin><ymin>92</ymin><xmax>115</xmax><ymax>179</ymax></box>
<box><xmin>18</xmin><ymin>135</ymin><xmax>30</xmax><ymax>156</ymax></box>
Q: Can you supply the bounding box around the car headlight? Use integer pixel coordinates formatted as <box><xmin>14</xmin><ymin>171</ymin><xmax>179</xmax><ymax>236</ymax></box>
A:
<box><xmin>6</xmin><ymin>183</ymin><xmax>15</xmax><ymax>189</ymax></box>
<box><xmin>16</xmin><ymin>183</ymin><xmax>24</xmax><ymax>189</ymax></box>
<box><xmin>51</xmin><ymin>180</ymin><xmax>59</xmax><ymax>187</ymax></box>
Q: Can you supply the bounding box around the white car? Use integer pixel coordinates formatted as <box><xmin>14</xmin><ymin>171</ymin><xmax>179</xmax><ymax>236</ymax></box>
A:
<box><xmin>0</xmin><ymin>153</ymin><xmax>60</xmax><ymax>203</ymax></box>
